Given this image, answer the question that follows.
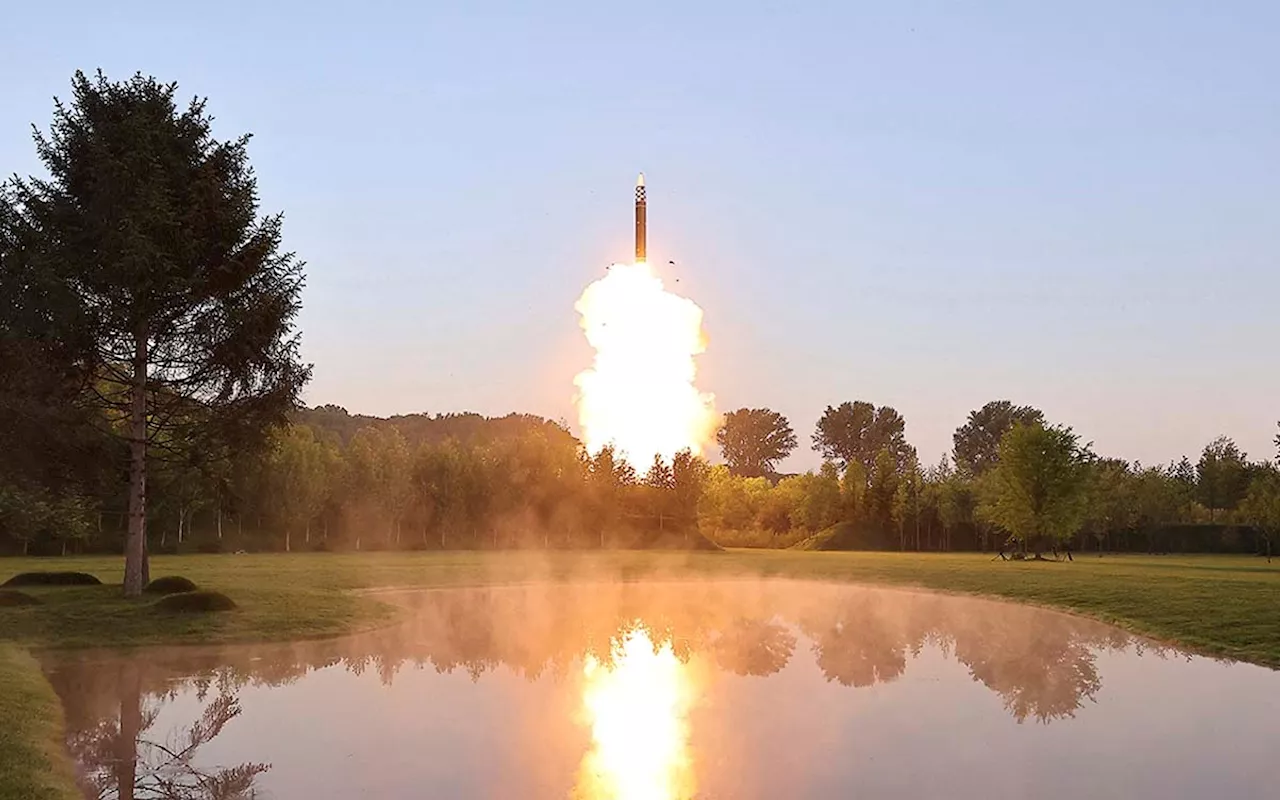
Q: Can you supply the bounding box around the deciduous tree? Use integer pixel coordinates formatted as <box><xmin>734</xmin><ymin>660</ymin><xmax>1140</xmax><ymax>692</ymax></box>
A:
<box><xmin>953</xmin><ymin>401</ymin><xmax>1044</xmax><ymax>477</ymax></box>
<box><xmin>978</xmin><ymin>423</ymin><xmax>1092</xmax><ymax>556</ymax></box>
<box><xmin>812</xmin><ymin>401</ymin><xmax>911</xmax><ymax>472</ymax></box>
<box><xmin>716</xmin><ymin>408</ymin><xmax>797</xmax><ymax>478</ymax></box>
<box><xmin>1237</xmin><ymin>466</ymin><xmax>1280</xmax><ymax>562</ymax></box>
<box><xmin>1196</xmin><ymin>436</ymin><xmax>1250</xmax><ymax>522</ymax></box>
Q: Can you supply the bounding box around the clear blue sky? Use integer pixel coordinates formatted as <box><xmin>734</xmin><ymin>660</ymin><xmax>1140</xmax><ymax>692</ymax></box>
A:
<box><xmin>3</xmin><ymin>1</ymin><xmax>1277</xmax><ymax>470</ymax></box>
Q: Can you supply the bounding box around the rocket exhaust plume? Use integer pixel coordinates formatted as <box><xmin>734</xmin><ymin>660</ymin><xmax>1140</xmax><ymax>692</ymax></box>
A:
<box><xmin>573</xmin><ymin>174</ymin><xmax>719</xmax><ymax>467</ymax></box>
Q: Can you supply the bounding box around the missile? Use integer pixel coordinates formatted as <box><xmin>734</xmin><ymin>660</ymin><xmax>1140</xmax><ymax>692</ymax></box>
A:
<box><xmin>634</xmin><ymin>172</ymin><xmax>647</xmax><ymax>263</ymax></box>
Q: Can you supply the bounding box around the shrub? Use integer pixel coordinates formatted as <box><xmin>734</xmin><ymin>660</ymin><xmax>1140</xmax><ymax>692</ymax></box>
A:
<box><xmin>0</xmin><ymin>589</ymin><xmax>41</xmax><ymax>607</ymax></box>
<box><xmin>2</xmin><ymin>571</ymin><xmax>101</xmax><ymax>587</ymax></box>
<box><xmin>154</xmin><ymin>590</ymin><xmax>236</xmax><ymax>613</ymax></box>
<box><xmin>144</xmin><ymin>576</ymin><xmax>198</xmax><ymax>595</ymax></box>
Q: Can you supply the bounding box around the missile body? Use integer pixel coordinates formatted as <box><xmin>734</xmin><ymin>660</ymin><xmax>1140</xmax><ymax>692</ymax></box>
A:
<box><xmin>634</xmin><ymin>173</ymin><xmax>646</xmax><ymax>263</ymax></box>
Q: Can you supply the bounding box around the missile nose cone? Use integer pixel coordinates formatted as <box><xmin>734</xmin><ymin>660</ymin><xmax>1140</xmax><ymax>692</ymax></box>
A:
<box><xmin>636</xmin><ymin>172</ymin><xmax>645</xmax><ymax>188</ymax></box>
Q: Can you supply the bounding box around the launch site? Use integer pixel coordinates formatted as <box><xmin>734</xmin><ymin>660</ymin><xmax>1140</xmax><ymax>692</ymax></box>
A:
<box><xmin>1</xmin><ymin>3</ymin><xmax>1278</xmax><ymax>799</ymax></box>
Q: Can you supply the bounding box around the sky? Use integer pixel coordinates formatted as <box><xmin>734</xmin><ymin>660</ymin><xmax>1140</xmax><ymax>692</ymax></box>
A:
<box><xmin>3</xmin><ymin>0</ymin><xmax>1277</xmax><ymax>471</ymax></box>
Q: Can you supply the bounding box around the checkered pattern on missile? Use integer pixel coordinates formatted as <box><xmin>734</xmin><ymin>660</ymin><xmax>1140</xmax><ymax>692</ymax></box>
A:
<box><xmin>635</xmin><ymin>186</ymin><xmax>646</xmax><ymax>202</ymax></box>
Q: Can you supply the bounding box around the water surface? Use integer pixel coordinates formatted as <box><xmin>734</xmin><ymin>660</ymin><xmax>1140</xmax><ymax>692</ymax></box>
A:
<box><xmin>43</xmin><ymin>580</ymin><xmax>1279</xmax><ymax>799</ymax></box>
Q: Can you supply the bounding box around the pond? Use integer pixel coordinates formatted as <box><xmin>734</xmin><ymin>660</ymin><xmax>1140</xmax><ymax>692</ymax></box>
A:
<box><xmin>42</xmin><ymin>580</ymin><xmax>1278</xmax><ymax>799</ymax></box>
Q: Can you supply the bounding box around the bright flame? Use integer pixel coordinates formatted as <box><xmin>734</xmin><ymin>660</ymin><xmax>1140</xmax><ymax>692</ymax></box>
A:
<box><xmin>574</xmin><ymin>627</ymin><xmax>696</xmax><ymax>800</ymax></box>
<box><xmin>573</xmin><ymin>262</ymin><xmax>719</xmax><ymax>467</ymax></box>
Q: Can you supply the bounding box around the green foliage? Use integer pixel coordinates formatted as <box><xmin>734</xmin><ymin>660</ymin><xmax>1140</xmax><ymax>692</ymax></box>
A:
<box><xmin>143</xmin><ymin>575</ymin><xmax>199</xmax><ymax>595</ymax></box>
<box><xmin>155</xmin><ymin>590</ymin><xmax>236</xmax><ymax>613</ymax></box>
<box><xmin>0</xmin><ymin>484</ymin><xmax>95</xmax><ymax>556</ymax></box>
<box><xmin>1196</xmin><ymin>436</ymin><xmax>1250</xmax><ymax>522</ymax></box>
<box><xmin>1237</xmin><ymin>465</ymin><xmax>1280</xmax><ymax>560</ymax></box>
<box><xmin>1080</xmin><ymin>459</ymin><xmax>1137</xmax><ymax>548</ymax></box>
<box><xmin>952</xmin><ymin>400</ymin><xmax>1044</xmax><ymax>476</ymax></box>
<box><xmin>891</xmin><ymin>456</ymin><xmax>924</xmax><ymax>550</ymax></box>
<box><xmin>812</xmin><ymin>401</ymin><xmax>913</xmax><ymax>472</ymax></box>
<box><xmin>716</xmin><ymin>408</ymin><xmax>797</xmax><ymax>477</ymax></box>
<box><xmin>2</xmin><ymin>571</ymin><xmax>100</xmax><ymax>587</ymax></box>
<box><xmin>978</xmin><ymin>423</ymin><xmax>1092</xmax><ymax>553</ymax></box>
<box><xmin>4</xmin><ymin>70</ymin><xmax>310</xmax><ymax>594</ymax></box>
<box><xmin>839</xmin><ymin>462</ymin><xmax>866</xmax><ymax>524</ymax></box>
<box><xmin>866</xmin><ymin>447</ymin><xmax>901</xmax><ymax>527</ymax></box>
<box><xmin>265</xmin><ymin>425</ymin><xmax>342</xmax><ymax>551</ymax></box>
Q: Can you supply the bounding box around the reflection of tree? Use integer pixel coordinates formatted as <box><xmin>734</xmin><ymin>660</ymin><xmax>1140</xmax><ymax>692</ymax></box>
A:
<box><xmin>712</xmin><ymin>619</ymin><xmax>796</xmax><ymax>676</ymax></box>
<box><xmin>948</xmin><ymin>611</ymin><xmax>1104</xmax><ymax>723</ymax></box>
<box><xmin>56</xmin><ymin>663</ymin><xmax>268</xmax><ymax>800</ymax></box>
<box><xmin>801</xmin><ymin>596</ymin><xmax>914</xmax><ymax>687</ymax></box>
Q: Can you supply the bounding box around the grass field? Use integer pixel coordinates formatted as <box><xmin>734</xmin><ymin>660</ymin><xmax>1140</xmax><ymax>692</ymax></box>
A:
<box><xmin>2</xmin><ymin>550</ymin><xmax>1278</xmax><ymax>799</ymax></box>
<box><xmin>0</xmin><ymin>645</ymin><xmax>77</xmax><ymax>800</ymax></box>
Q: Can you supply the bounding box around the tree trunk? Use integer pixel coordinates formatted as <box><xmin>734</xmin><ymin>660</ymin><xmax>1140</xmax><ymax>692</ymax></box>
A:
<box><xmin>177</xmin><ymin>507</ymin><xmax>185</xmax><ymax>544</ymax></box>
<box><xmin>123</xmin><ymin>328</ymin><xmax>149</xmax><ymax>597</ymax></box>
<box><xmin>305</xmin><ymin>519</ymin><xmax>311</xmax><ymax>545</ymax></box>
<box><xmin>61</xmin><ymin>539</ymin><xmax>67</xmax><ymax>556</ymax></box>
<box><xmin>22</xmin><ymin>538</ymin><xmax>29</xmax><ymax>556</ymax></box>
<box><xmin>285</xmin><ymin>526</ymin><xmax>291</xmax><ymax>553</ymax></box>
<box><xmin>217</xmin><ymin>505</ymin><xmax>223</xmax><ymax>541</ymax></box>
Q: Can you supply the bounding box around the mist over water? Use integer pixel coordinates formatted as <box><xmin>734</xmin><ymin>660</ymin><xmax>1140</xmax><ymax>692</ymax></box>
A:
<box><xmin>44</xmin><ymin>580</ymin><xmax>1279</xmax><ymax>799</ymax></box>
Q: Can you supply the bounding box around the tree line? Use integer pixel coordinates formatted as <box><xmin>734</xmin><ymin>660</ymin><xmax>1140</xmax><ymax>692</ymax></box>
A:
<box><xmin>703</xmin><ymin>401</ymin><xmax>1278</xmax><ymax>558</ymax></box>
<box><xmin>3</xmin><ymin>397</ymin><xmax>1277</xmax><ymax>560</ymax></box>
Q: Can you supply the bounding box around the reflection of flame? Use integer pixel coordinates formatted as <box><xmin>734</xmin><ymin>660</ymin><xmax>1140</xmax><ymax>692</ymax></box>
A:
<box><xmin>573</xmin><ymin>262</ymin><xmax>719</xmax><ymax>467</ymax></box>
<box><xmin>574</xmin><ymin>626</ymin><xmax>696</xmax><ymax>800</ymax></box>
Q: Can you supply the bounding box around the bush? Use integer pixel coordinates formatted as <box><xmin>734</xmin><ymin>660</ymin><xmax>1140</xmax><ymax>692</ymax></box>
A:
<box><xmin>2</xmin><ymin>571</ymin><xmax>101</xmax><ymax>587</ymax></box>
<box><xmin>154</xmin><ymin>590</ymin><xmax>236</xmax><ymax>613</ymax></box>
<box><xmin>0</xmin><ymin>589</ymin><xmax>41</xmax><ymax>607</ymax></box>
<box><xmin>143</xmin><ymin>576</ymin><xmax>198</xmax><ymax>595</ymax></box>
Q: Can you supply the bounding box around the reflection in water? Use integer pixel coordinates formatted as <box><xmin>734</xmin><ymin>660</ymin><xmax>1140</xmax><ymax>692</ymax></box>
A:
<box><xmin>43</xmin><ymin>580</ymin><xmax>1265</xmax><ymax>800</ymax></box>
<box><xmin>65</xmin><ymin>662</ymin><xmax>267</xmax><ymax>799</ymax></box>
<box><xmin>574</xmin><ymin>627</ymin><xmax>695</xmax><ymax>800</ymax></box>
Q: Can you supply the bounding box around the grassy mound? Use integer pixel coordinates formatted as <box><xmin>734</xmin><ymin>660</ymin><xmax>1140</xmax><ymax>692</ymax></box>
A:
<box><xmin>144</xmin><ymin>575</ymin><xmax>198</xmax><ymax>595</ymax></box>
<box><xmin>0</xmin><ymin>589</ymin><xmax>41</xmax><ymax>607</ymax></box>
<box><xmin>790</xmin><ymin>522</ymin><xmax>855</xmax><ymax>551</ymax></box>
<box><xmin>2</xmin><ymin>571</ymin><xmax>101</xmax><ymax>587</ymax></box>
<box><xmin>154</xmin><ymin>590</ymin><xmax>237</xmax><ymax>613</ymax></box>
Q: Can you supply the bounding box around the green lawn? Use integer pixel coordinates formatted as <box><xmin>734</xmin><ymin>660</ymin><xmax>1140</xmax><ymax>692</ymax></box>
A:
<box><xmin>2</xmin><ymin>550</ymin><xmax>1278</xmax><ymax>799</ymax></box>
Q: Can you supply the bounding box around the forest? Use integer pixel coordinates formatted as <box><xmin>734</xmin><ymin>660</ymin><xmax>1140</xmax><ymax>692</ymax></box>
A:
<box><xmin>2</xmin><ymin>398</ymin><xmax>1278</xmax><ymax>559</ymax></box>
